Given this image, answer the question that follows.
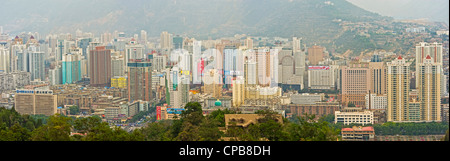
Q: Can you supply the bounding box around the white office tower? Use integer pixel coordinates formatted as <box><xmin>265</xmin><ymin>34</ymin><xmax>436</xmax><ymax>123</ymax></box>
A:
<box><xmin>0</xmin><ymin>45</ymin><xmax>9</xmax><ymax>73</ymax></box>
<box><xmin>415</xmin><ymin>42</ymin><xmax>443</xmax><ymax>87</ymax></box>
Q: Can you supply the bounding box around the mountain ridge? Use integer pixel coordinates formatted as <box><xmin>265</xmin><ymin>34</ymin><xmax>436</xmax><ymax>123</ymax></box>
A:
<box><xmin>1</xmin><ymin>0</ymin><xmax>388</xmax><ymax>39</ymax></box>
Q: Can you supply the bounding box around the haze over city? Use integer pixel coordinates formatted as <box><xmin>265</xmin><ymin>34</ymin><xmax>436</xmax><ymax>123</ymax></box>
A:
<box><xmin>0</xmin><ymin>0</ymin><xmax>448</xmax><ymax>149</ymax></box>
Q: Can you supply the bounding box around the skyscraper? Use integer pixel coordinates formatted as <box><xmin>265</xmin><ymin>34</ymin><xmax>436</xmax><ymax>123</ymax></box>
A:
<box><xmin>369</xmin><ymin>62</ymin><xmax>386</xmax><ymax>95</ymax></box>
<box><xmin>307</xmin><ymin>45</ymin><xmax>324</xmax><ymax>65</ymax></box>
<box><xmin>89</xmin><ymin>46</ymin><xmax>111</xmax><ymax>87</ymax></box>
<box><xmin>0</xmin><ymin>45</ymin><xmax>9</xmax><ymax>73</ymax></box>
<box><xmin>128</xmin><ymin>59</ymin><xmax>152</xmax><ymax>102</ymax></box>
<box><xmin>292</xmin><ymin>37</ymin><xmax>302</xmax><ymax>53</ymax></box>
<box><xmin>62</xmin><ymin>53</ymin><xmax>82</xmax><ymax>84</ymax></box>
<box><xmin>245</xmin><ymin>37</ymin><xmax>253</xmax><ymax>49</ymax></box>
<box><xmin>341</xmin><ymin>62</ymin><xmax>371</xmax><ymax>108</ymax></box>
<box><xmin>173</xmin><ymin>35</ymin><xmax>183</xmax><ymax>49</ymax></box>
<box><xmin>387</xmin><ymin>56</ymin><xmax>411</xmax><ymax>122</ymax></box>
<box><xmin>140</xmin><ymin>30</ymin><xmax>148</xmax><ymax>44</ymax></box>
<box><xmin>415</xmin><ymin>42</ymin><xmax>443</xmax><ymax>87</ymax></box>
<box><xmin>417</xmin><ymin>55</ymin><xmax>441</xmax><ymax>122</ymax></box>
<box><xmin>28</xmin><ymin>49</ymin><xmax>45</xmax><ymax>81</ymax></box>
<box><xmin>160</xmin><ymin>31</ymin><xmax>172</xmax><ymax>49</ymax></box>
<box><xmin>125</xmin><ymin>38</ymin><xmax>145</xmax><ymax>72</ymax></box>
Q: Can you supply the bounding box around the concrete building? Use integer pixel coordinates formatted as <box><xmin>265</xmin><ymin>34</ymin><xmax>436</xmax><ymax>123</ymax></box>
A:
<box><xmin>290</xmin><ymin>93</ymin><xmax>324</xmax><ymax>105</ymax></box>
<box><xmin>111</xmin><ymin>56</ymin><xmax>124</xmax><ymax>77</ymax></box>
<box><xmin>369</xmin><ymin>62</ymin><xmax>386</xmax><ymax>95</ymax></box>
<box><xmin>365</xmin><ymin>94</ymin><xmax>387</xmax><ymax>111</ymax></box>
<box><xmin>292</xmin><ymin>37</ymin><xmax>302</xmax><ymax>53</ymax></box>
<box><xmin>335</xmin><ymin>110</ymin><xmax>374</xmax><ymax>125</ymax></box>
<box><xmin>417</xmin><ymin>55</ymin><xmax>441</xmax><ymax>122</ymax></box>
<box><xmin>111</xmin><ymin>76</ymin><xmax>127</xmax><ymax>89</ymax></box>
<box><xmin>408</xmin><ymin>99</ymin><xmax>421</xmax><ymax>122</ymax></box>
<box><xmin>62</xmin><ymin>53</ymin><xmax>82</xmax><ymax>84</ymax></box>
<box><xmin>441</xmin><ymin>103</ymin><xmax>449</xmax><ymax>123</ymax></box>
<box><xmin>27</xmin><ymin>49</ymin><xmax>45</xmax><ymax>81</ymax></box>
<box><xmin>387</xmin><ymin>56</ymin><xmax>411</xmax><ymax>122</ymax></box>
<box><xmin>0</xmin><ymin>45</ymin><xmax>9</xmax><ymax>73</ymax></box>
<box><xmin>49</xmin><ymin>66</ymin><xmax>62</xmax><ymax>85</ymax></box>
<box><xmin>415</xmin><ymin>42</ymin><xmax>443</xmax><ymax>88</ymax></box>
<box><xmin>160</xmin><ymin>31</ymin><xmax>172</xmax><ymax>50</ymax></box>
<box><xmin>307</xmin><ymin>45</ymin><xmax>324</xmax><ymax>65</ymax></box>
<box><xmin>152</xmin><ymin>55</ymin><xmax>167</xmax><ymax>72</ymax></box>
<box><xmin>14</xmin><ymin>89</ymin><xmax>57</xmax><ymax>116</ymax></box>
<box><xmin>341</xmin><ymin>126</ymin><xmax>375</xmax><ymax>141</ymax></box>
<box><xmin>288</xmin><ymin>102</ymin><xmax>340</xmax><ymax>119</ymax></box>
<box><xmin>127</xmin><ymin>59</ymin><xmax>152</xmax><ymax>102</ymax></box>
<box><xmin>89</xmin><ymin>46</ymin><xmax>111</xmax><ymax>87</ymax></box>
<box><xmin>0</xmin><ymin>72</ymin><xmax>31</xmax><ymax>92</ymax></box>
<box><xmin>232</xmin><ymin>76</ymin><xmax>245</xmax><ymax>107</ymax></box>
<box><xmin>341</xmin><ymin>62</ymin><xmax>371</xmax><ymax>108</ymax></box>
<box><xmin>307</xmin><ymin>66</ymin><xmax>335</xmax><ymax>90</ymax></box>
<box><xmin>125</xmin><ymin>39</ymin><xmax>145</xmax><ymax>72</ymax></box>
<box><xmin>278</xmin><ymin>49</ymin><xmax>305</xmax><ymax>90</ymax></box>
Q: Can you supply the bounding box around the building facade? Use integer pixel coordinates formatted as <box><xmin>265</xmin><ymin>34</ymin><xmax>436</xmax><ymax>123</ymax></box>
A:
<box><xmin>341</xmin><ymin>62</ymin><xmax>371</xmax><ymax>108</ymax></box>
<box><xmin>307</xmin><ymin>66</ymin><xmax>335</xmax><ymax>89</ymax></box>
<box><xmin>335</xmin><ymin>110</ymin><xmax>374</xmax><ymax>125</ymax></box>
<box><xmin>127</xmin><ymin>59</ymin><xmax>152</xmax><ymax>102</ymax></box>
<box><xmin>417</xmin><ymin>55</ymin><xmax>441</xmax><ymax>122</ymax></box>
<box><xmin>387</xmin><ymin>56</ymin><xmax>411</xmax><ymax>122</ymax></box>
<box><xmin>14</xmin><ymin>89</ymin><xmax>57</xmax><ymax>116</ymax></box>
<box><xmin>89</xmin><ymin>46</ymin><xmax>111</xmax><ymax>87</ymax></box>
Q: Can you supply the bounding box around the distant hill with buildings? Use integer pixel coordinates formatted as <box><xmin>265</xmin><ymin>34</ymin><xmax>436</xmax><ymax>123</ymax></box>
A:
<box><xmin>1</xmin><ymin>0</ymin><xmax>386</xmax><ymax>37</ymax></box>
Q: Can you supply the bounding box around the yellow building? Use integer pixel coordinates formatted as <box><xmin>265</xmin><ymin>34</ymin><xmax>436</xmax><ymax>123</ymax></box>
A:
<box><xmin>387</xmin><ymin>56</ymin><xmax>411</xmax><ymax>122</ymax></box>
<box><xmin>111</xmin><ymin>76</ymin><xmax>127</xmax><ymax>89</ymax></box>
<box><xmin>417</xmin><ymin>55</ymin><xmax>441</xmax><ymax>122</ymax></box>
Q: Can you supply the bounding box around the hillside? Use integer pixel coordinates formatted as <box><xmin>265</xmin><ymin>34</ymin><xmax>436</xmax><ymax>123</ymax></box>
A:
<box><xmin>0</xmin><ymin>0</ymin><xmax>392</xmax><ymax>54</ymax></box>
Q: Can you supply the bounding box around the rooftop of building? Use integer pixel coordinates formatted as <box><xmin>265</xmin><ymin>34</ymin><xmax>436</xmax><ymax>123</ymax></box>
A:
<box><xmin>341</xmin><ymin>126</ymin><xmax>374</xmax><ymax>132</ymax></box>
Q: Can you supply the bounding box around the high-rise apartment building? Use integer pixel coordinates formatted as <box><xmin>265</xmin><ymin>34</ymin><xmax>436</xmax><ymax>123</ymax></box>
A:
<box><xmin>127</xmin><ymin>59</ymin><xmax>152</xmax><ymax>102</ymax></box>
<box><xmin>28</xmin><ymin>50</ymin><xmax>45</xmax><ymax>81</ymax></box>
<box><xmin>307</xmin><ymin>45</ymin><xmax>324</xmax><ymax>65</ymax></box>
<box><xmin>292</xmin><ymin>37</ymin><xmax>302</xmax><ymax>53</ymax></box>
<box><xmin>232</xmin><ymin>76</ymin><xmax>245</xmax><ymax>107</ymax></box>
<box><xmin>308</xmin><ymin>66</ymin><xmax>335</xmax><ymax>90</ymax></box>
<box><xmin>387</xmin><ymin>56</ymin><xmax>411</xmax><ymax>122</ymax></box>
<box><xmin>111</xmin><ymin>56</ymin><xmax>124</xmax><ymax>77</ymax></box>
<box><xmin>173</xmin><ymin>36</ymin><xmax>183</xmax><ymax>49</ymax></box>
<box><xmin>245</xmin><ymin>37</ymin><xmax>253</xmax><ymax>49</ymax></box>
<box><xmin>160</xmin><ymin>31</ymin><xmax>172</xmax><ymax>50</ymax></box>
<box><xmin>140</xmin><ymin>30</ymin><xmax>147</xmax><ymax>44</ymax></box>
<box><xmin>415</xmin><ymin>42</ymin><xmax>443</xmax><ymax>87</ymax></box>
<box><xmin>369</xmin><ymin>62</ymin><xmax>387</xmax><ymax>95</ymax></box>
<box><xmin>125</xmin><ymin>39</ymin><xmax>145</xmax><ymax>72</ymax></box>
<box><xmin>365</xmin><ymin>93</ymin><xmax>387</xmax><ymax>110</ymax></box>
<box><xmin>62</xmin><ymin>53</ymin><xmax>82</xmax><ymax>84</ymax></box>
<box><xmin>89</xmin><ymin>46</ymin><xmax>111</xmax><ymax>87</ymax></box>
<box><xmin>341</xmin><ymin>62</ymin><xmax>371</xmax><ymax>108</ymax></box>
<box><xmin>417</xmin><ymin>55</ymin><xmax>441</xmax><ymax>122</ymax></box>
<box><xmin>0</xmin><ymin>45</ymin><xmax>9</xmax><ymax>73</ymax></box>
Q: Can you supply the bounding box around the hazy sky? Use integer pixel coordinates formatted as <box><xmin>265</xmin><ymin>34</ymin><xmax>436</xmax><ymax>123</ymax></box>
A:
<box><xmin>347</xmin><ymin>0</ymin><xmax>449</xmax><ymax>25</ymax></box>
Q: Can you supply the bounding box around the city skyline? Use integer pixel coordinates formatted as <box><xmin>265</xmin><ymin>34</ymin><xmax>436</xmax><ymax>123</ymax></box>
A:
<box><xmin>0</xmin><ymin>0</ymin><xmax>448</xmax><ymax>146</ymax></box>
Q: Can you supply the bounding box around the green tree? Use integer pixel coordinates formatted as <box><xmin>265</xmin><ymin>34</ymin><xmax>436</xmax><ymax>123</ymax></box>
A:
<box><xmin>198</xmin><ymin>118</ymin><xmax>223</xmax><ymax>141</ymax></box>
<box><xmin>31</xmin><ymin>114</ymin><xmax>72</xmax><ymax>141</ymax></box>
<box><xmin>69</xmin><ymin>105</ymin><xmax>80</xmax><ymax>115</ymax></box>
<box><xmin>286</xmin><ymin>114</ymin><xmax>339</xmax><ymax>141</ymax></box>
<box><xmin>443</xmin><ymin>129</ymin><xmax>449</xmax><ymax>141</ymax></box>
<box><xmin>141</xmin><ymin>121</ymin><xmax>173</xmax><ymax>141</ymax></box>
<box><xmin>176</xmin><ymin>121</ymin><xmax>201</xmax><ymax>141</ymax></box>
<box><xmin>207</xmin><ymin>109</ymin><xmax>238</xmax><ymax>127</ymax></box>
